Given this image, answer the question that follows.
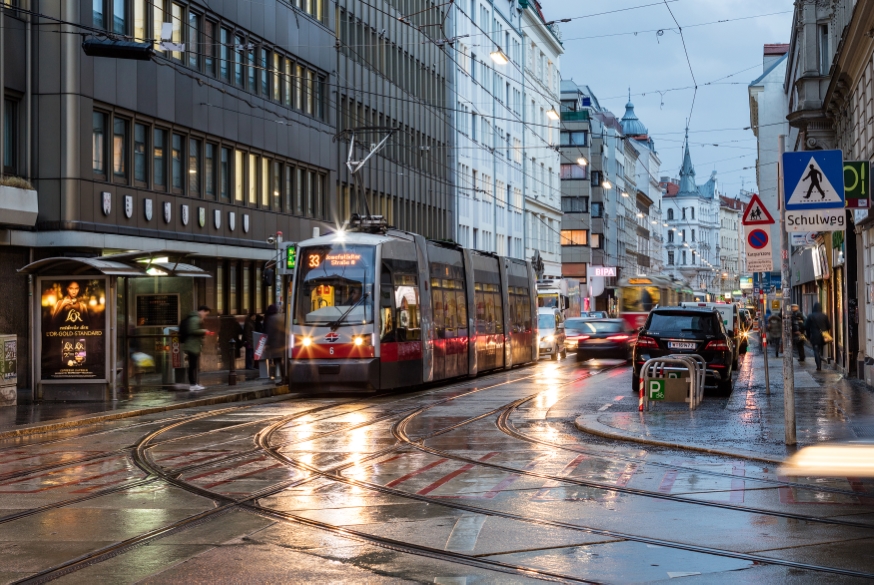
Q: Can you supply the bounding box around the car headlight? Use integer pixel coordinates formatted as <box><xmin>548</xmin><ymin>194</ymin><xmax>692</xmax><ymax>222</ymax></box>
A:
<box><xmin>542</xmin><ymin>335</ymin><xmax>555</xmax><ymax>343</ymax></box>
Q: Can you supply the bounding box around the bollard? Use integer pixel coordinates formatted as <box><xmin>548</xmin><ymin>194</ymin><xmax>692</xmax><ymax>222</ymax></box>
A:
<box><xmin>228</xmin><ymin>338</ymin><xmax>237</xmax><ymax>386</ymax></box>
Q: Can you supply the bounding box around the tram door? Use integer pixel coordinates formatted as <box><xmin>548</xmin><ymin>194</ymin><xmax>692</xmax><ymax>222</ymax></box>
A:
<box><xmin>507</xmin><ymin>259</ymin><xmax>535</xmax><ymax>364</ymax></box>
<box><xmin>428</xmin><ymin>245</ymin><xmax>468</xmax><ymax>381</ymax></box>
<box><xmin>472</xmin><ymin>254</ymin><xmax>505</xmax><ymax>372</ymax></box>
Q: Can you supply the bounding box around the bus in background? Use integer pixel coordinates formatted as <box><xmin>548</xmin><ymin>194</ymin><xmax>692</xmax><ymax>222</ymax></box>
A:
<box><xmin>536</xmin><ymin>278</ymin><xmax>581</xmax><ymax>319</ymax></box>
<box><xmin>618</xmin><ymin>276</ymin><xmax>694</xmax><ymax>330</ymax></box>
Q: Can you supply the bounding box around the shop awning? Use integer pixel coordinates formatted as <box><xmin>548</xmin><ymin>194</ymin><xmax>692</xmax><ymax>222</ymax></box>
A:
<box><xmin>18</xmin><ymin>250</ymin><xmax>211</xmax><ymax>278</ymax></box>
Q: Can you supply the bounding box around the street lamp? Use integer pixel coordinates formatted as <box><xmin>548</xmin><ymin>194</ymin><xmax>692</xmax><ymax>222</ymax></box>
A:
<box><xmin>489</xmin><ymin>49</ymin><xmax>509</xmax><ymax>65</ymax></box>
<box><xmin>576</xmin><ymin>156</ymin><xmax>588</xmax><ymax>166</ymax></box>
<box><xmin>546</xmin><ymin>108</ymin><xmax>560</xmax><ymax>121</ymax></box>
<box><xmin>602</xmin><ymin>179</ymin><xmax>613</xmax><ymax>189</ymax></box>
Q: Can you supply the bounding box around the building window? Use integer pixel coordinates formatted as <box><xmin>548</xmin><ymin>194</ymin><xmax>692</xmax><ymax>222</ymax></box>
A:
<box><xmin>295</xmin><ymin>168</ymin><xmax>304</xmax><ymax>215</ymax></box>
<box><xmin>153</xmin><ymin>128</ymin><xmax>166</xmax><ymax>187</ymax></box>
<box><xmin>93</xmin><ymin>111</ymin><xmax>107</xmax><ymax>177</ymax></box>
<box><xmin>284</xmin><ymin>165</ymin><xmax>293</xmax><ymax>212</ymax></box>
<box><xmin>220</xmin><ymin>146</ymin><xmax>230</xmax><ymax>200</ymax></box>
<box><xmin>682</xmin><ymin>229</ymin><xmax>686</xmax><ymax>242</ymax></box>
<box><xmin>152</xmin><ymin>0</ymin><xmax>164</xmax><ymax>51</ymax></box>
<box><xmin>690</xmin><ymin>207</ymin><xmax>695</xmax><ymax>220</ymax></box>
<box><xmin>188</xmin><ymin>138</ymin><xmax>200</xmax><ymax>196</ymax></box>
<box><xmin>560</xmin><ymin>229</ymin><xmax>588</xmax><ymax>246</ymax></box>
<box><xmin>170</xmin><ymin>3</ymin><xmax>183</xmax><ymax>60</ymax></box>
<box><xmin>260</xmin><ymin>48</ymin><xmax>269</xmax><ymax>96</ymax></box>
<box><xmin>234</xmin><ymin>35</ymin><xmax>245</xmax><ymax>86</ymax></box>
<box><xmin>284</xmin><ymin>59</ymin><xmax>292</xmax><ymax>107</ymax></box>
<box><xmin>261</xmin><ymin>157</ymin><xmax>269</xmax><ymax>207</ymax></box>
<box><xmin>560</xmin><ymin>131</ymin><xmax>587</xmax><ymax>146</ymax></box>
<box><xmin>682</xmin><ymin>250</ymin><xmax>687</xmax><ymax>264</ymax></box>
<box><xmin>591</xmin><ymin>233</ymin><xmax>603</xmax><ymax>249</ymax></box>
<box><xmin>220</xmin><ymin>28</ymin><xmax>230</xmax><ymax>80</ymax></box>
<box><xmin>203</xmin><ymin>20</ymin><xmax>215</xmax><ymax>75</ymax></box>
<box><xmin>560</xmin><ymin>197</ymin><xmax>587</xmax><ymax>213</ymax></box>
<box><xmin>3</xmin><ymin>99</ymin><xmax>15</xmax><ymax>174</ymax></box>
<box><xmin>133</xmin><ymin>123</ymin><xmax>147</xmax><ymax>184</ymax></box>
<box><xmin>112</xmin><ymin>117</ymin><xmax>128</xmax><ymax>182</ymax></box>
<box><xmin>668</xmin><ymin>251</ymin><xmax>674</xmax><ymax>265</ymax></box>
<box><xmin>692</xmin><ymin>251</ymin><xmax>696</xmax><ymax>265</ymax></box>
<box><xmin>248</xmin><ymin>153</ymin><xmax>257</xmax><ymax>205</ymax></box>
<box><xmin>667</xmin><ymin>208</ymin><xmax>674</xmax><ymax>220</ymax></box>
<box><xmin>591</xmin><ymin>201</ymin><xmax>603</xmax><ymax>218</ymax></box>
<box><xmin>294</xmin><ymin>64</ymin><xmax>304</xmax><ymax>109</ymax></box>
<box><xmin>819</xmin><ymin>24</ymin><xmax>829</xmax><ymax>75</ymax></box>
<box><xmin>247</xmin><ymin>44</ymin><xmax>257</xmax><ymax>91</ymax></box>
<box><xmin>316</xmin><ymin>76</ymin><xmax>326</xmax><ymax>120</ymax></box>
<box><xmin>315</xmin><ymin>173</ymin><xmax>324</xmax><ymax>218</ymax></box>
<box><xmin>668</xmin><ymin>230</ymin><xmax>674</xmax><ymax>243</ymax></box>
<box><xmin>691</xmin><ymin>229</ymin><xmax>695</xmax><ymax>242</ymax></box>
<box><xmin>216</xmin><ymin>264</ymin><xmax>224</xmax><ymax>314</ymax></box>
<box><xmin>560</xmin><ymin>164</ymin><xmax>587</xmax><ymax>180</ymax></box>
<box><xmin>234</xmin><ymin>149</ymin><xmax>244</xmax><ymax>202</ymax></box>
<box><xmin>171</xmin><ymin>133</ymin><xmax>183</xmax><ymax>191</ymax></box>
<box><xmin>305</xmin><ymin>69</ymin><xmax>314</xmax><ymax>115</ymax></box>
<box><xmin>187</xmin><ymin>11</ymin><xmax>199</xmax><ymax>69</ymax></box>
<box><xmin>205</xmin><ymin>143</ymin><xmax>216</xmax><ymax>198</ymax></box>
<box><xmin>306</xmin><ymin>170</ymin><xmax>315</xmax><ymax>216</ymax></box>
<box><xmin>272</xmin><ymin>53</ymin><xmax>281</xmax><ymax>101</ymax></box>
<box><xmin>134</xmin><ymin>0</ymin><xmax>146</xmax><ymax>42</ymax></box>
<box><xmin>590</xmin><ymin>170</ymin><xmax>603</xmax><ymax>186</ymax></box>
<box><xmin>93</xmin><ymin>0</ymin><xmax>104</xmax><ymax>29</ymax></box>
<box><xmin>272</xmin><ymin>161</ymin><xmax>282</xmax><ymax>210</ymax></box>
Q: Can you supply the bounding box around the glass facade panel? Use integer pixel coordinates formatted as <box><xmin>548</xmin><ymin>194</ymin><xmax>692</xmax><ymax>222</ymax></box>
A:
<box><xmin>112</xmin><ymin>117</ymin><xmax>128</xmax><ymax>180</ymax></box>
<box><xmin>92</xmin><ymin>112</ymin><xmax>106</xmax><ymax>175</ymax></box>
<box><xmin>171</xmin><ymin>133</ymin><xmax>183</xmax><ymax>189</ymax></box>
<box><xmin>153</xmin><ymin>128</ymin><xmax>165</xmax><ymax>187</ymax></box>
<box><xmin>188</xmin><ymin>138</ymin><xmax>200</xmax><ymax>195</ymax></box>
<box><xmin>134</xmin><ymin>123</ymin><xmax>147</xmax><ymax>183</ymax></box>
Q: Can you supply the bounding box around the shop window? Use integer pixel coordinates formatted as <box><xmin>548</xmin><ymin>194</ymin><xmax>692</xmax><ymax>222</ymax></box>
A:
<box><xmin>261</xmin><ymin>157</ymin><xmax>270</xmax><ymax>207</ymax></box>
<box><xmin>171</xmin><ymin>133</ymin><xmax>184</xmax><ymax>191</ymax></box>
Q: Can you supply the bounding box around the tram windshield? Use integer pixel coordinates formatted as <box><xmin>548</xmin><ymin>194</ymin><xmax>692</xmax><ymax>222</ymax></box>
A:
<box><xmin>295</xmin><ymin>244</ymin><xmax>375</xmax><ymax>326</ymax></box>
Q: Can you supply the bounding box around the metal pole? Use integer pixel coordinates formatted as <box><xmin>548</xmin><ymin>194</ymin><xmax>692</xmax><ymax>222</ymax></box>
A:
<box><xmin>762</xmin><ymin>271</ymin><xmax>770</xmax><ymax>394</ymax></box>
<box><xmin>779</xmin><ymin>135</ymin><xmax>796</xmax><ymax>445</ymax></box>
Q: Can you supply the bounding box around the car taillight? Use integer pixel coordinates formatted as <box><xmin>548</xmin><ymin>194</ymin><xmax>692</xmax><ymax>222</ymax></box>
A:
<box><xmin>705</xmin><ymin>340</ymin><xmax>730</xmax><ymax>351</ymax></box>
<box><xmin>607</xmin><ymin>334</ymin><xmax>630</xmax><ymax>341</ymax></box>
<box><xmin>637</xmin><ymin>336</ymin><xmax>658</xmax><ymax>348</ymax></box>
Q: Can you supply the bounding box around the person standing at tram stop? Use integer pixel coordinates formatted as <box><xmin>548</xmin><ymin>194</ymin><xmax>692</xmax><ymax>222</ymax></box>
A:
<box><xmin>182</xmin><ymin>305</ymin><xmax>211</xmax><ymax>391</ymax></box>
<box><xmin>805</xmin><ymin>303</ymin><xmax>832</xmax><ymax>372</ymax></box>
<box><xmin>791</xmin><ymin>304</ymin><xmax>807</xmax><ymax>362</ymax></box>
<box><xmin>264</xmin><ymin>304</ymin><xmax>286</xmax><ymax>382</ymax></box>
<box><xmin>243</xmin><ymin>312</ymin><xmax>257</xmax><ymax>370</ymax></box>
<box><xmin>767</xmin><ymin>311</ymin><xmax>783</xmax><ymax>358</ymax></box>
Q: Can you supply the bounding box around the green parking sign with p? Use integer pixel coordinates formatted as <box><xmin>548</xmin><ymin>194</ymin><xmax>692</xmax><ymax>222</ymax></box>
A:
<box><xmin>649</xmin><ymin>379</ymin><xmax>665</xmax><ymax>400</ymax></box>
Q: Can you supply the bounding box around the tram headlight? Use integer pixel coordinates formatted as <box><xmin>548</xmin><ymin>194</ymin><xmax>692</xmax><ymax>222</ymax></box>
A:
<box><xmin>301</xmin><ymin>336</ymin><xmax>313</xmax><ymax>347</ymax></box>
<box><xmin>353</xmin><ymin>336</ymin><xmax>365</xmax><ymax>346</ymax></box>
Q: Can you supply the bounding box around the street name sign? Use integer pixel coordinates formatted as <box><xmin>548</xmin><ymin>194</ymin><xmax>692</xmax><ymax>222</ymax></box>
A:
<box><xmin>782</xmin><ymin>150</ymin><xmax>845</xmax><ymax>232</ymax></box>
<box><xmin>745</xmin><ymin>226</ymin><xmax>773</xmax><ymax>272</ymax></box>
<box><xmin>844</xmin><ymin>161</ymin><xmax>870</xmax><ymax>209</ymax></box>
<box><xmin>741</xmin><ymin>193</ymin><xmax>775</xmax><ymax>225</ymax></box>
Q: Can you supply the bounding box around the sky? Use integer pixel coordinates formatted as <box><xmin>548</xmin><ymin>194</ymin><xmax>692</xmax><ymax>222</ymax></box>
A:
<box><xmin>546</xmin><ymin>0</ymin><xmax>794</xmax><ymax>196</ymax></box>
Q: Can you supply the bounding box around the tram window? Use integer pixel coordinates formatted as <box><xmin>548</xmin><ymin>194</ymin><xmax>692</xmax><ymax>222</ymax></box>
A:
<box><xmin>621</xmin><ymin>286</ymin><xmax>660</xmax><ymax>312</ymax></box>
<box><xmin>379</xmin><ymin>284</ymin><xmax>395</xmax><ymax>342</ymax></box>
<box><xmin>455</xmin><ymin>290</ymin><xmax>467</xmax><ymax>333</ymax></box>
<box><xmin>394</xmin><ymin>276</ymin><xmax>419</xmax><ymax>341</ymax></box>
<box><xmin>432</xmin><ymin>289</ymin><xmax>445</xmax><ymax>331</ymax></box>
<box><xmin>475</xmin><ymin>291</ymin><xmax>486</xmax><ymax>334</ymax></box>
<box><xmin>445</xmin><ymin>289</ymin><xmax>458</xmax><ymax>330</ymax></box>
<box><xmin>492</xmin><ymin>293</ymin><xmax>503</xmax><ymax>334</ymax></box>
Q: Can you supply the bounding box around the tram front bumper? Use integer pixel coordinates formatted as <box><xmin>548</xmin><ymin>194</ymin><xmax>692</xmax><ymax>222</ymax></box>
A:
<box><xmin>289</xmin><ymin>358</ymin><xmax>380</xmax><ymax>391</ymax></box>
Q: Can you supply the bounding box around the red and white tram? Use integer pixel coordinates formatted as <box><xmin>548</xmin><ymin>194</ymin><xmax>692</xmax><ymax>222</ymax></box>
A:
<box><xmin>289</xmin><ymin>218</ymin><xmax>539</xmax><ymax>391</ymax></box>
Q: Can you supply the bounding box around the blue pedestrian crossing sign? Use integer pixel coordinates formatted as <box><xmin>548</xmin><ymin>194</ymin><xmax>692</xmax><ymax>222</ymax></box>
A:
<box><xmin>783</xmin><ymin>150</ymin><xmax>847</xmax><ymax>232</ymax></box>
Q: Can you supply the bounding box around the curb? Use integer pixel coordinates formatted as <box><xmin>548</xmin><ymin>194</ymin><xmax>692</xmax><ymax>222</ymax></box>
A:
<box><xmin>573</xmin><ymin>415</ymin><xmax>784</xmax><ymax>465</ymax></box>
<box><xmin>0</xmin><ymin>384</ymin><xmax>294</xmax><ymax>440</ymax></box>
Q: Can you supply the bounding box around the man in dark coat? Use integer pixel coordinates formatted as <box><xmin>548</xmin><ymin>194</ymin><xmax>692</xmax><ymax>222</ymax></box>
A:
<box><xmin>791</xmin><ymin>304</ymin><xmax>806</xmax><ymax>362</ymax></box>
<box><xmin>805</xmin><ymin>302</ymin><xmax>832</xmax><ymax>371</ymax></box>
<box><xmin>264</xmin><ymin>304</ymin><xmax>286</xmax><ymax>382</ymax></box>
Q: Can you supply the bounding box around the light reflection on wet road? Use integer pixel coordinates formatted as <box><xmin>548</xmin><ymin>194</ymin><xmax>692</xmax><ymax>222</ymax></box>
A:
<box><xmin>1</xmin><ymin>357</ymin><xmax>873</xmax><ymax>583</ymax></box>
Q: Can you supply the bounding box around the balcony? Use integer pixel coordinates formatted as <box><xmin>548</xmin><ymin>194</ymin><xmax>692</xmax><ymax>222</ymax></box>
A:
<box><xmin>561</xmin><ymin>110</ymin><xmax>589</xmax><ymax>122</ymax></box>
<box><xmin>0</xmin><ymin>181</ymin><xmax>38</xmax><ymax>227</ymax></box>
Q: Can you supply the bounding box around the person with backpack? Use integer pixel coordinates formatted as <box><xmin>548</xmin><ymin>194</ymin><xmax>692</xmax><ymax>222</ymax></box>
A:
<box><xmin>181</xmin><ymin>305</ymin><xmax>211</xmax><ymax>390</ymax></box>
<box><xmin>805</xmin><ymin>302</ymin><xmax>832</xmax><ymax>371</ymax></box>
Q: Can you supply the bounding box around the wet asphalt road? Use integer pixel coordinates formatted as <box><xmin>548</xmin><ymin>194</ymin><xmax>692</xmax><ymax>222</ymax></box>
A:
<box><xmin>2</xmin><ymin>355</ymin><xmax>874</xmax><ymax>584</ymax></box>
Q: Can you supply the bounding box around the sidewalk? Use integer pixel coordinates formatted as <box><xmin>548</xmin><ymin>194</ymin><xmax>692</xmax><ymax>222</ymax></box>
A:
<box><xmin>0</xmin><ymin>371</ymin><xmax>294</xmax><ymax>438</ymax></box>
<box><xmin>575</xmin><ymin>342</ymin><xmax>874</xmax><ymax>463</ymax></box>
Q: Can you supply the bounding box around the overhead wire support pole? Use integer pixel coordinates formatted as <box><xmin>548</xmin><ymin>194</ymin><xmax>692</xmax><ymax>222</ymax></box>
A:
<box><xmin>779</xmin><ymin>134</ymin><xmax>796</xmax><ymax>445</ymax></box>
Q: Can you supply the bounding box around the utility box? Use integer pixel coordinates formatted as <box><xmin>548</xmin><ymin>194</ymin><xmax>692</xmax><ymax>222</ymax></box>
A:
<box><xmin>0</xmin><ymin>335</ymin><xmax>17</xmax><ymax>406</ymax></box>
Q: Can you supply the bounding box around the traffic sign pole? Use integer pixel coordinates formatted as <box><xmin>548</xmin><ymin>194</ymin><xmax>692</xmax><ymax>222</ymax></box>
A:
<box><xmin>779</xmin><ymin>135</ymin><xmax>796</xmax><ymax>445</ymax></box>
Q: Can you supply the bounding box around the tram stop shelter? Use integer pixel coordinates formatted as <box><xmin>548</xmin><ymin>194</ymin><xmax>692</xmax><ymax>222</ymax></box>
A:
<box><xmin>19</xmin><ymin>250</ymin><xmax>210</xmax><ymax>402</ymax></box>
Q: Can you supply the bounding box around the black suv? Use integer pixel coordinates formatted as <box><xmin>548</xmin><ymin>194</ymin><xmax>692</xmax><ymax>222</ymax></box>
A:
<box><xmin>632</xmin><ymin>307</ymin><xmax>735</xmax><ymax>395</ymax></box>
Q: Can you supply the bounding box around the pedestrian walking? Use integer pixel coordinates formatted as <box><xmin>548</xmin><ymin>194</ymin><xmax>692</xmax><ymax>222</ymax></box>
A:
<box><xmin>243</xmin><ymin>312</ymin><xmax>257</xmax><ymax>370</ymax></box>
<box><xmin>805</xmin><ymin>302</ymin><xmax>832</xmax><ymax>371</ymax></box>
<box><xmin>181</xmin><ymin>305</ymin><xmax>211</xmax><ymax>391</ymax></box>
<box><xmin>791</xmin><ymin>304</ymin><xmax>806</xmax><ymax>362</ymax></box>
<box><xmin>264</xmin><ymin>304</ymin><xmax>287</xmax><ymax>382</ymax></box>
<box><xmin>767</xmin><ymin>312</ymin><xmax>783</xmax><ymax>357</ymax></box>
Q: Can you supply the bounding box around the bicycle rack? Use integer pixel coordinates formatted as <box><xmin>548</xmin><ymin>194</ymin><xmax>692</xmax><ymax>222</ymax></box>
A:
<box><xmin>638</xmin><ymin>354</ymin><xmax>705</xmax><ymax>411</ymax></box>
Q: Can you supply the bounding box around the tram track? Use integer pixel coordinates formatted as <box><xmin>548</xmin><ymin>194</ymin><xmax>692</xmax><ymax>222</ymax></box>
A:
<box><xmin>14</xmin><ymin>362</ymin><xmax>596</xmax><ymax>585</ymax></box>
<box><xmin>15</xmin><ymin>360</ymin><xmax>874</xmax><ymax>583</ymax></box>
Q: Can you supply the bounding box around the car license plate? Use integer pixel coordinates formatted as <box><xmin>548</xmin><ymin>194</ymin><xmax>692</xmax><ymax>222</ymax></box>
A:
<box><xmin>590</xmin><ymin>339</ymin><xmax>609</xmax><ymax>344</ymax></box>
<box><xmin>668</xmin><ymin>341</ymin><xmax>696</xmax><ymax>350</ymax></box>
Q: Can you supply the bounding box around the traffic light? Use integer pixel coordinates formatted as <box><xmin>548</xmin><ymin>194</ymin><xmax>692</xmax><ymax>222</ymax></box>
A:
<box><xmin>286</xmin><ymin>244</ymin><xmax>297</xmax><ymax>271</ymax></box>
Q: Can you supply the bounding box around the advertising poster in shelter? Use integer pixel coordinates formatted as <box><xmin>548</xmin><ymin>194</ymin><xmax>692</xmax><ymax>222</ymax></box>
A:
<box><xmin>40</xmin><ymin>278</ymin><xmax>107</xmax><ymax>381</ymax></box>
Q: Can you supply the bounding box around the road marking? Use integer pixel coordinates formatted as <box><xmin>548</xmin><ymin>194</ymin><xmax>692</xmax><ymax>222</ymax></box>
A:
<box><xmin>444</xmin><ymin>515</ymin><xmax>486</xmax><ymax>552</ymax></box>
<box><xmin>385</xmin><ymin>457</ymin><xmax>449</xmax><ymax>488</ymax></box>
<box><xmin>614</xmin><ymin>396</ymin><xmax>624</xmax><ymax>401</ymax></box>
<box><xmin>658</xmin><ymin>469</ymin><xmax>678</xmax><ymax>493</ymax></box>
<box><xmin>598</xmin><ymin>403</ymin><xmax>612</xmax><ymax>411</ymax></box>
<box><xmin>668</xmin><ymin>572</ymin><xmax>702</xmax><ymax>578</ymax></box>
<box><xmin>417</xmin><ymin>453</ymin><xmax>498</xmax><ymax>496</ymax></box>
